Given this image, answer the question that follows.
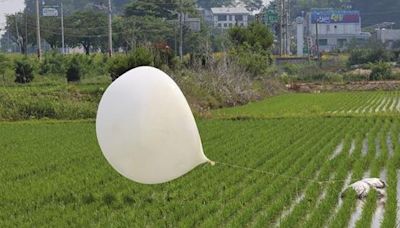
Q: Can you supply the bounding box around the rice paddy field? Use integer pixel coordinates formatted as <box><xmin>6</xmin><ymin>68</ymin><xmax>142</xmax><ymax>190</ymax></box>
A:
<box><xmin>214</xmin><ymin>91</ymin><xmax>400</xmax><ymax>118</ymax></box>
<box><xmin>2</xmin><ymin>90</ymin><xmax>400</xmax><ymax>227</ymax></box>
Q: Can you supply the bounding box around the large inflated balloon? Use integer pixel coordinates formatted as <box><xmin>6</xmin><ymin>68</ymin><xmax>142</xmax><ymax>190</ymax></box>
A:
<box><xmin>96</xmin><ymin>66</ymin><xmax>211</xmax><ymax>184</ymax></box>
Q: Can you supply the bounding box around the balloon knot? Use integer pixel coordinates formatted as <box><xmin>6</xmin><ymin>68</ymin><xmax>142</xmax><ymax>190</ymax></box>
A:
<box><xmin>208</xmin><ymin>160</ymin><xmax>216</xmax><ymax>166</ymax></box>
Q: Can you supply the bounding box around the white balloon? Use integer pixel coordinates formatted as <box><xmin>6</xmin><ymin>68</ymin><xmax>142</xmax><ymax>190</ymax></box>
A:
<box><xmin>96</xmin><ymin>66</ymin><xmax>211</xmax><ymax>184</ymax></box>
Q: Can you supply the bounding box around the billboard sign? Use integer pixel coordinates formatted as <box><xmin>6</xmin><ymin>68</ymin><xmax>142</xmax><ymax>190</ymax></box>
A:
<box><xmin>311</xmin><ymin>10</ymin><xmax>360</xmax><ymax>24</ymax></box>
<box><xmin>43</xmin><ymin>7</ymin><xmax>59</xmax><ymax>17</ymax></box>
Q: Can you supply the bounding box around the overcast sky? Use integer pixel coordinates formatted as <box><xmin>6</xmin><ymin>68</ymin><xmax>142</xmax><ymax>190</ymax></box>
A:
<box><xmin>0</xmin><ymin>0</ymin><xmax>26</xmax><ymax>34</ymax></box>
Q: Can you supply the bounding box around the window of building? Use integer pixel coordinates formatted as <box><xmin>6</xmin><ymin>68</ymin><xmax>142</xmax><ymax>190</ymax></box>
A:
<box><xmin>217</xmin><ymin>23</ymin><xmax>222</xmax><ymax>27</ymax></box>
<box><xmin>229</xmin><ymin>23</ymin><xmax>233</xmax><ymax>27</ymax></box>
<box><xmin>227</xmin><ymin>15</ymin><xmax>231</xmax><ymax>21</ymax></box>
<box><xmin>235</xmin><ymin>15</ymin><xmax>243</xmax><ymax>21</ymax></box>
<box><xmin>218</xmin><ymin>15</ymin><xmax>227</xmax><ymax>21</ymax></box>
<box><xmin>224</xmin><ymin>23</ymin><xmax>227</xmax><ymax>27</ymax></box>
<box><xmin>318</xmin><ymin>39</ymin><xmax>328</xmax><ymax>46</ymax></box>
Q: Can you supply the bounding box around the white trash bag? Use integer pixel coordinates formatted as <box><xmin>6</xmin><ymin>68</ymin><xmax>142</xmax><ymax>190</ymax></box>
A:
<box><xmin>96</xmin><ymin>66</ymin><xmax>212</xmax><ymax>185</ymax></box>
<box><xmin>341</xmin><ymin>178</ymin><xmax>386</xmax><ymax>199</ymax></box>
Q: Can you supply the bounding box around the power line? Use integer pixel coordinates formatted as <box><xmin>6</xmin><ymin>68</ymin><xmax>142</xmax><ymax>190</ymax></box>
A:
<box><xmin>25</xmin><ymin>22</ymin><xmax>163</xmax><ymax>38</ymax></box>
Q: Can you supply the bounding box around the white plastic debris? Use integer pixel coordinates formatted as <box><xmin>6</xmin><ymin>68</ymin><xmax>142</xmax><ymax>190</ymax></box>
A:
<box><xmin>341</xmin><ymin>178</ymin><xmax>386</xmax><ymax>199</ymax></box>
<box><xmin>362</xmin><ymin>178</ymin><xmax>386</xmax><ymax>189</ymax></box>
<box><xmin>96</xmin><ymin>66</ymin><xmax>211</xmax><ymax>185</ymax></box>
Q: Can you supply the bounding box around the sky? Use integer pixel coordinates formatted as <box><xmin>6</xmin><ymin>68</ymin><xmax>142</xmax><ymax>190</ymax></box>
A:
<box><xmin>0</xmin><ymin>0</ymin><xmax>25</xmax><ymax>35</ymax></box>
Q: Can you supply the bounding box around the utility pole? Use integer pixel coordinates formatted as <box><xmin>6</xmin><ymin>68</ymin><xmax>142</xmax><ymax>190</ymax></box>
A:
<box><xmin>279</xmin><ymin>0</ymin><xmax>283</xmax><ymax>56</ymax></box>
<box><xmin>25</xmin><ymin>10</ymin><xmax>28</xmax><ymax>55</ymax></box>
<box><xmin>315</xmin><ymin>19</ymin><xmax>320</xmax><ymax>62</ymax></box>
<box><xmin>174</xmin><ymin>21</ymin><xmax>178</xmax><ymax>56</ymax></box>
<box><xmin>179</xmin><ymin>0</ymin><xmax>183</xmax><ymax>62</ymax></box>
<box><xmin>283</xmin><ymin>0</ymin><xmax>286</xmax><ymax>55</ymax></box>
<box><xmin>36</xmin><ymin>0</ymin><xmax>41</xmax><ymax>59</ymax></box>
<box><xmin>286</xmin><ymin>0</ymin><xmax>290</xmax><ymax>55</ymax></box>
<box><xmin>108</xmin><ymin>0</ymin><xmax>113</xmax><ymax>57</ymax></box>
<box><xmin>279</xmin><ymin>0</ymin><xmax>290</xmax><ymax>56</ymax></box>
<box><xmin>61</xmin><ymin>2</ymin><xmax>65</xmax><ymax>54</ymax></box>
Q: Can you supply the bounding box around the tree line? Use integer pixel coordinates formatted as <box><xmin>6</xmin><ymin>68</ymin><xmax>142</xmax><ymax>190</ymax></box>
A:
<box><xmin>2</xmin><ymin>0</ymin><xmax>270</xmax><ymax>55</ymax></box>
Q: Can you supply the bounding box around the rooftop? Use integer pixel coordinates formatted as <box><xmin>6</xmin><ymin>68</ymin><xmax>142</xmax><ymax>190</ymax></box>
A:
<box><xmin>211</xmin><ymin>7</ymin><xmax>249</xmax><ymax>15</ymax></box>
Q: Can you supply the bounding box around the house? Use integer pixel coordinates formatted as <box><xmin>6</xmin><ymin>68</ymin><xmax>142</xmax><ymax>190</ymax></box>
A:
<box><xmin>211</xmin><ymin>7</ymin><xmax>250</xmax><ymax>29</ymax></box>
<box><xmin>376</xmin><ymin>29</ymin><xmax>400</xmax><ymax>48</ymax></box>
<box><xmin>198</xmin><ymin>7</ymin><xmax>213</xmax><ymax>24</ymax></box>
<box><xmin>171</xmin><ymin>13</ymin><xmax>201</xmax><ymax>32</ymax></box>
<box><xmin>305</xmin><ymin>9</ymin><xmax>370</xmax><ymax>52</ymax></box>
<box><xmin>182</xmin><ymin>14</ymin><xmax>201</xmax><ymax>32</ymax></box>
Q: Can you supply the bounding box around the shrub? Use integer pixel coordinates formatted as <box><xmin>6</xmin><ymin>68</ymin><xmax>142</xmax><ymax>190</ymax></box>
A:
<box><xmin>228</xmin><ymin>22</ymin><xmax>274</xmax><ymax>50</ymax></box>
<box><xmin>324</xmin><ymin>72</ymin><xmax>343</xmax><ymax>83</ymax></box>
<box><xmin>282</xmin><ymin>62</ymin><xmax>335</xmax><ymax>82</ymax></box>
<box><xmin>108</xmin><ymin>47</ymin><xmax>154</xmax><ymax>81</ymax></box>
<box><xmin>107</xmin><ymin>55</ymin><xmax>128</xmax><ymax>81</ymax></box>
<box><xmin>66</xmin><ymin>57</ymin><xmax>82</xmax><ymax>82</ymax></box>
<box><xmin>369</xmin><ymin>61</ymin><xmax>392</xmax><ymax>81</ymax></box>
<box><xmin>348</xmin><ymin>47</ymin><xmax>393</xmax><ymax>66</ymax></box>
<box><xmin>0</xmin><ymin>54</ymin><xmax>10</xmax><ymax>83</ymax></box>
<box><xmin>282</xmin><ymin>63</ymin><xmax>302</xmax><ymax>75</ymax></box>
<box><xmin>343</xmin><ymin>72</ymin><xmax>368</xmax><ymax>82</ymax></box>
<box><xmin>14</xmin><ymin>58</ymin><xmax>34</xmax><ymax>84</ymax></box>
<box><xmin>39</xmin><ymin>52</ymin><xmax>66</xmax><ymax>75</ymax></box>
<box><xmin>229</xmin><ymin>43</ymin><xmax>272</xmax><ymax>77</ymax></box>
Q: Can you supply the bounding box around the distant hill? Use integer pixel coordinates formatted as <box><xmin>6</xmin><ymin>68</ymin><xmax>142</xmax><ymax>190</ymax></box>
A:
<box><xmin>353</xmin><ymin>0</ymin><xmax>400</xmax><ymax>28</ymax></box>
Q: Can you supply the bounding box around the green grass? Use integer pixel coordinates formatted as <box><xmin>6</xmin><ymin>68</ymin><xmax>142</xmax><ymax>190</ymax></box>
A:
<box><xmin>1</xmin><ymin>89</ymin><xmax>400</xmax><ymax>226</ymax></box>
<box><xmin>213</xmin><ymin>91</ymin><xmax>400</xmax><ymax>118</ymax></box>
<box><xmin>2</xmin><ymin>87</ymin><xmax>400</xmax><ymax>121</ymax></box>
<box><xmin>0</xmin><ymin>84</ymin><xmax>105</xmax><ymax>120</ymax></box>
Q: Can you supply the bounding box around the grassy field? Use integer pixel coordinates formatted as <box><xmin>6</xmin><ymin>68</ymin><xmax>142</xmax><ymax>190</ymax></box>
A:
<box><xmin>1</xmin><ymin>91</ymin><xmax>400</xmax><ymax>227</ymax></box>
<box><xmin>213</xmin><ymin>91</ymin><xmax>400</xmax><ymax>118</ymax></box>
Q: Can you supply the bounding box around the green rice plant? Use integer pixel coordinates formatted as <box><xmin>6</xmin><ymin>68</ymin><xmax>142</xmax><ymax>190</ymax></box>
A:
<box><xmin>355</xmin><ymin>191</ymin><xmax>378</xmax><ymax>228</ymax></box>
<box><xmin>213</xmin><ymin>91</ymin><xmax>400</xmax><ymax>119</ymax></box>
<box><xmin>281</xmin><ymin>122</ymin><xmax>364</xmax><ymax>227</ymax></box>
<box><xmin>1</xmin><ymin>90</ymin><xmax>400</xmax><ymax>227</ymax></box>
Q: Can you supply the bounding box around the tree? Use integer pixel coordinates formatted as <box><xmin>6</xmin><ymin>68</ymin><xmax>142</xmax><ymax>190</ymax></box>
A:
<box><xmin>124</xmin><ymin>0</ymin><xmax>196</xmax><ymax>19</ymax></box>
<box><xmin>369</xmin><ymin>62</ymin><xmax>392</xmax><ymax>81</ymax></box>
<box><xmin>197</xmin><ymin>0</ymin><xmax>234</xmax><ymax>9</ymax></box>
<box><xmin>66</xmin><ymin>56</ymin><xmax>82</xmax><ymax>82</ymax></box>
<box><xmin>112</xmin><ymin>15</ymin><xmax>174</xmax><ymax>51</ymax></box>
<box><xmin>228</xmin><ymin>22</ymin><xmax>274</xmax><ymax>50</ymax></box>
<box><xmin>41</xmin><ymin>16</ymin><xmax>63</xmax><ymax>49</ymax></box>
<box><xmin>348</xmin><ymin>40</ymin><xmax>394</xmax><ymax>66</ymax></box>
<box><xmin>392</xmin><ymin>40</ymin><xmax>400</xmax><ymax>51</ymax></box>
<box><xmin>64</xmin><ymin>11</ymin><xmax>107</xmax><ymax>55</ymax></box>
<box><xmin>114</xmin><ymin>0</ymin><xmax>196</xmax><ymax>54</ymax></box>
<box><xmin>124</xmin><ymin>1</ymin><xmax>169</xmax><ymax>18</ymax></box>
<box><xmin>228</xmin><ymin>22</ymin><xmax>274</xmax><ymax>76</ymax></box>
<box><xmin>4</xmin><ymin>12</ymin><xmax>36</xmax><ymax>54</ymax></box>
<box><xmin>14</xmin><ymin>58</ymin><xmax>35</xmax><ymax>84</ymax></box>
<box><xmin>184</xmin><ymin>23</ymin><xmax>211</xmax><ymax>55</ymax></box>
<box><xmin>243</xmin><ymin>0</ymin><xmax>264</xmax><ymax>12</ymax></box>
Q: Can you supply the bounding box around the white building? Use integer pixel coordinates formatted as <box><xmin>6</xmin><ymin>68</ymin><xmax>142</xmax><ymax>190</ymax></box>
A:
<box><xmin>211</xmin><ymin>7</ymin><xmax>250</xmax><ymax>29</ymax></box>
<box><xmin>376</xmin><ymin>29</ymin><xmax>400</xmax><ymax>48</ymax></box>
<box><xmin>305</xmin><ymin>9</ymin><xmax>370</xmax><ymax>52</ymax></box>
<box><xmin>182</xmin><ymin>14</ymin><xmax>201</xmax><ymax>32</ymax></box>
